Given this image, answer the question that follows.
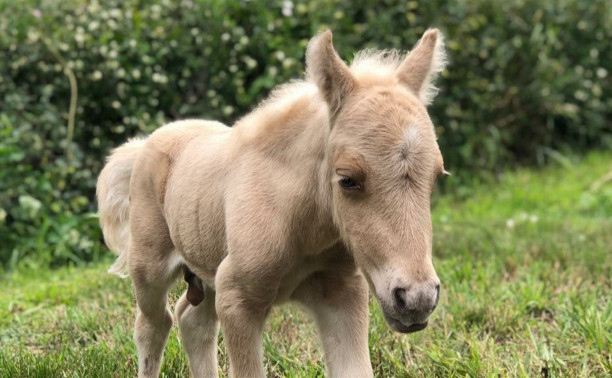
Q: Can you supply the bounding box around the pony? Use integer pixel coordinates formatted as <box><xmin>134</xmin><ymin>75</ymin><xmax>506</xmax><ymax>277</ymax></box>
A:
<box><xmin>97</xmin><ymin>28</ymin><xmax>447</xmax><ymax>377</ymax></box>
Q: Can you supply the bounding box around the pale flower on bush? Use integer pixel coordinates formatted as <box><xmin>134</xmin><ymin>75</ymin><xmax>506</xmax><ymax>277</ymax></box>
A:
<box><xmin>223</xmin><ymin>105</ymin><xmax>234</xmax><ymax>116</ymax></box>
<box><xmin>19</xmin><ymin>195</ymin><xmax>42</xmax><ymax>219</ymax></box>
<box><xmin>281</xmin><ymin>0</ymin><xmax>293</xmax><ymax>17</ymax></box>
<box><xmin>67</xmin><ymin>229</ymin><xmax>80</xmax><ymax>246</ymax></box>
<box><xmin>596</xmin><ymin>68</ymin><xmax>607</xmax><ymax>78</ymax></box>
<box><xmin>88</xmin><ymin>20</ymin><xmax>99</xmax><ymax>31</ymax></box>
<box><xmin>79</xmin><ymin>237</ymin><xmax>95</xmax><ymax>250</ymax></box>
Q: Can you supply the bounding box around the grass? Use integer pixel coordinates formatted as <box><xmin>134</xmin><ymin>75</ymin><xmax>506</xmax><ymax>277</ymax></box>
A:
<box><xmin>1</xmin><ymin>152</ymin><xmax>611</xmax><ymax>377</ymax></box>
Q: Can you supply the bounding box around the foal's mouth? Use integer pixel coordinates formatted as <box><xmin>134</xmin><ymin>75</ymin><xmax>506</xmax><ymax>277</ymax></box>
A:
<box><xmin>384</xmin><ymin>313</ymin><xmax>429</xmax><ymax>334</ymax></box>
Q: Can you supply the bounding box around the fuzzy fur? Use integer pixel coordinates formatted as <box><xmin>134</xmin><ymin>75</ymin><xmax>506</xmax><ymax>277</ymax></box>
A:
<box><xmin>96</xmin><ymin>29</ymin><xmax>447</xmax><ymax>378</ymax></box>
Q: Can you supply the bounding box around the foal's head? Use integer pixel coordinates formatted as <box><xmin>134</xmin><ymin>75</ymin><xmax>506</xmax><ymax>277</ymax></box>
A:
<box><xmin>307</xmin><ymin>30</ymin><xmax>447</xmax><ymax>333</ymax></box>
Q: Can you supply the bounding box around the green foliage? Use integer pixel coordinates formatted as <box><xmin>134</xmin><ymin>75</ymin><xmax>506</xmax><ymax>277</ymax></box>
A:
<box><xmin>0</xmin><ymin>116</ymin><xmax>105</xmax><ymax>269</ymax></box>
<box><xmin>0</xmin><ymin>0</ymin><xmax>611</xmax><ymax>269</ymax></box>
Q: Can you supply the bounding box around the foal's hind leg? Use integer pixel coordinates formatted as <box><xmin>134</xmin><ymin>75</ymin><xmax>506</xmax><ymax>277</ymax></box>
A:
<box><xmin>129</xmin><ymin>206</ymin><xmax>179</xmax><ymax>377</ymax></box>
<box><xmin>175</xmin><ymin>285</ymin><xmax>219</xmax><ymax>378</ymax></box>
<box><xmin>292</xmin><ymin>269</ymin><xmax>372</xmax><ymax>378</ymax></box>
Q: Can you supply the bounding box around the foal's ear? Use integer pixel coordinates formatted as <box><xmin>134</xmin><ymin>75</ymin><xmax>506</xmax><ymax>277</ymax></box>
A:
<box><xmin>396</xmin><ymin>29</ymin><xmax>447</xmax><ymax>106</ymax></box>
<box><xmin>306</xmin><ymin>30</ymin><xmax>356</xmax><ymax>117</ymax></box>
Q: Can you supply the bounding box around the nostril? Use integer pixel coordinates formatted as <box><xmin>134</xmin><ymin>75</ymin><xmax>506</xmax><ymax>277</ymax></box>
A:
<box><xmin>393</xmin><ymin>287</ymin><xmax>407</xmax><ymax>310</ymax></box>
<box><xmin>434</xmin><ymin>284</ymin><xmax>441</xmax><ymax>307</ymax></box>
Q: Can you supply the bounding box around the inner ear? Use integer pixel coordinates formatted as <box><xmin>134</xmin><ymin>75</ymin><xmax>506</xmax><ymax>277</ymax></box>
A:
<box><xmin>396</xmin><ymin>29</ymin><xmax>447</xmax><ymax>105</ymax></box>
<box><xmin>306</xmin><ymin>30</ymin><xmax>356</xmax><ymax>119</ymax></box>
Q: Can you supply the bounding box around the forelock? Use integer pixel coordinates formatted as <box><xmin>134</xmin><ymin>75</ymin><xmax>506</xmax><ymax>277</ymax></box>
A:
<box><xmin>349</xmin><ymin>49</ymin><xmax>406</xmax><ymax>79</ymax></box>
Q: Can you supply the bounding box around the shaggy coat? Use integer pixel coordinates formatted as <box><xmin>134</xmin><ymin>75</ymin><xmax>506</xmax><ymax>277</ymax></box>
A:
<box><xmin>97</xmin><ymin>29</ymin><xmax>447</xmax><ymax>377</ymax></box>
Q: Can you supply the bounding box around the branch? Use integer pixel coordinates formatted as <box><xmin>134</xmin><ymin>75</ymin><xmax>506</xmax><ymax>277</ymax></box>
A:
<box><xmin>41</xmin><ymin>37</ymin><xmax>78</xmax><ymax>161</ymax></box>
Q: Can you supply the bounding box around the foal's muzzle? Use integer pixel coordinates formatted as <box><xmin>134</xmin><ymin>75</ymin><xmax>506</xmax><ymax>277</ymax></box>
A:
<box><xmin>383</xmin><ymin>282</ymin><xmax>440</xmax><ymax>333</ymax></box>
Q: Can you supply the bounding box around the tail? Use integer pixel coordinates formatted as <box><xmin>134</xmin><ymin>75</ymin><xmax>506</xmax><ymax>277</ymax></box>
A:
<box><xmin>96</xmin><ymin>138</ymin><xmax>146</xmax><ymax>277</ymax></box>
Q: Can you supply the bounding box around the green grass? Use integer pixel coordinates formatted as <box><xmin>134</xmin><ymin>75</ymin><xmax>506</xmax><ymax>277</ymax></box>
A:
<box><xmin>1</xmin><ymin>152</ymin><xmax>611</xmax><ymax>377</ymax></box>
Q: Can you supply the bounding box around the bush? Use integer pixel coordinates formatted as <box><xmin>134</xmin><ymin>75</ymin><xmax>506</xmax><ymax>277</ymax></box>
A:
<box><xmin>1</xmin><ymin>0</ymin><xmax>610</xmax><ymax>269</ymax></box>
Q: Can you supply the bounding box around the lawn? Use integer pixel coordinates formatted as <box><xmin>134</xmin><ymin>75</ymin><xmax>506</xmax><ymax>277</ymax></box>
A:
<box><xmin>1</xmin><ymin>152</ymin><xmax>611</xmax><ymax>377</ymax></box>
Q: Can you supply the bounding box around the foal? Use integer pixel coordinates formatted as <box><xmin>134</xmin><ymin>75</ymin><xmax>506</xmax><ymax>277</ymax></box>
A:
<box><xmin>97</xmin><ymin>28</ymin><xmax>447</xmax><ymax>377</ymax></box>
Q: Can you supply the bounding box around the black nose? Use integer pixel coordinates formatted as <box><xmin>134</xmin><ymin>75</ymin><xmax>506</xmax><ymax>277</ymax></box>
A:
<box><xmin>392</xmin><ymin>284</ymin><xmax>440</xmax><ymax>314</ymax></box>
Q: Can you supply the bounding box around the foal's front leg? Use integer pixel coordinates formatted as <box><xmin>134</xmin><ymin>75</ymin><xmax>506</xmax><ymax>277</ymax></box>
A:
<box><xmin>293</xmin><ymin>270</ymin><xmax>373</xmax><ymax>378</ymax></box>
<box><xmin>215</xmin><ymin>257</ymin><xmax>277</xmax><ymax>378</ymax></box>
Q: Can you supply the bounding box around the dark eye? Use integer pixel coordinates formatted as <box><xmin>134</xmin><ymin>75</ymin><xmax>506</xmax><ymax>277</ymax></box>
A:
<box><xmin>339</xmin><ymin>176</ymin><xmax>361</xmax><ymax>191</ymax></box>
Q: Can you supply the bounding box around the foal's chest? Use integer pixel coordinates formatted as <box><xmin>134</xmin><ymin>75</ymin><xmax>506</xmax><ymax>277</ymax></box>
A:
<box><xmin>274</xmin><ymin>257</ymin><xmax>328</xmax><ymax>304</ymax></box>
<box><xmin>274</xmin><ymin>245</ymin><xmax>352</xmax><ymax>304</ymax></box>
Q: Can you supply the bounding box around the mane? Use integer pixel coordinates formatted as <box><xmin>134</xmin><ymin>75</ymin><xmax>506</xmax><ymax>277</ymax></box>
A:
<box><xmin>349</xmin><ymin>49</ymin><xmax>406</xmax><ymax>79</ymax></box>
<box><xmin>246</xmin><ymin>49</ymin><xmax>405</xmax><ymax>118</ymax></box>
<box><xmin>232</xmin><ymin>79</ymin><xmax>320</xmax><ymax>134</ymax></box>
<box><xmin>235</xmin><ymin>48</ymin><xmax>408</xmax><ymax>131</ymax></box>
<box><xmin>252</xmin><ymin>80</ymin><xmax>317</xmax><ymax>114</ymax></box>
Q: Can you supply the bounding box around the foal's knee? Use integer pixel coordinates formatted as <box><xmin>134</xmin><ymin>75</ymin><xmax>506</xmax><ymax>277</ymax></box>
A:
<box><xmin>135</xmin><ymin>307</ymin><xmax>173</xmax><ymax>337</ymax></box>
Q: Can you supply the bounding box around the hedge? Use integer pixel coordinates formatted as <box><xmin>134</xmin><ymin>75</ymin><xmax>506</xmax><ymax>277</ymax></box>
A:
<box><xmin>1</xmin><ymin>0</ymin><xmax>610</xmax><ymax>269</ymax></box>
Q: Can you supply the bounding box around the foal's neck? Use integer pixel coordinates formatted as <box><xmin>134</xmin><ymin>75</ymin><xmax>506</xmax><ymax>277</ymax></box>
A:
<box><xmin>234</xmin><ymin>84</ymin><xmax>339</xmax><ymax>251</ymax></box>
